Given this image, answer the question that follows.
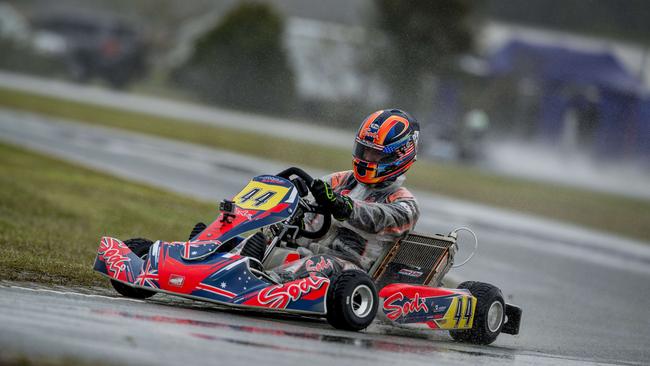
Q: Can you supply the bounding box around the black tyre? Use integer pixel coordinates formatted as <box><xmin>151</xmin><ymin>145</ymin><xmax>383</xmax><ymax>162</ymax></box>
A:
<box><xmin>326</xmin><ymin>270</ymin><xmax>378</xmax><ymax>331</ymax></box>
<box><xmin>188</xmin><ymin>222</ymin><xmax>207</xmax><ymax>241</ymax></box>
<box><xmin>110</xmin><ymin>238</ymin><xmax>156</xmax><ymax>299</ymax></box>
<box><xmin>449</xmin><ymin>281</ymin><xmax>505</xmax><ymax>345</ymax></box>
<box><xmin>240</xmin><ymin>232</ymin><xmax>267</xmax><ymax>262</ymax></box>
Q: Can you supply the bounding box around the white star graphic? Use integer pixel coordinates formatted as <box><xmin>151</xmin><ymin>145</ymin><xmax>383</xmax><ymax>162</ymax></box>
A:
<box><xmin>220</xmin><ymin>282</ymin><xmax>227</xmax><ymax>288</ymax></box>
<box><xmin>238</xmin><ymin>277</ymin><xmax>241</xmax><ymax>280</ymax></box>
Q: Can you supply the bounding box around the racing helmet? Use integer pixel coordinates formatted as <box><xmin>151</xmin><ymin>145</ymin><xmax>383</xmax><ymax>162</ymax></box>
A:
<box><xmin>353</xmin><ymin>109</ymin><xmax>419</xmax><ymax>185</ymax></box>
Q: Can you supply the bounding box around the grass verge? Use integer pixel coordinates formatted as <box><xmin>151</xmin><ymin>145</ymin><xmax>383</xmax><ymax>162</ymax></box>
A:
<box><xmin>0</xmin><ymin>142</ymin><xmax>214</xmax><ymax>286</ymax></box>
<box><xmin>1</xmin><ymin>86</ymin><xmax>649</xmax><ymax>242</ymax></box>
<box><xmin>0</xmin><ymin>355</ymin><xmax>113</xmax><ymax>366</ymax></box>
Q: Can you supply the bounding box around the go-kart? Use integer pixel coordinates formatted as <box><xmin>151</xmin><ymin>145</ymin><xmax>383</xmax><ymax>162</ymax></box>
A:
<box><xmin>94</xmin><ymin>167</ymin><xmax>521</xmax><ymax>344</ymax></box>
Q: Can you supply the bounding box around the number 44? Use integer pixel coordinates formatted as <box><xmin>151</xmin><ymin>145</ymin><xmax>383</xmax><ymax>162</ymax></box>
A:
<box><xmin>454</xmin><ymin>297</ymin><xmax>473</xmax><ymax>327</ymax></box>
<box><xmin>239</xmin><ymin>189</ymin><xmax>277</xmax><ymax>207</ymax></box>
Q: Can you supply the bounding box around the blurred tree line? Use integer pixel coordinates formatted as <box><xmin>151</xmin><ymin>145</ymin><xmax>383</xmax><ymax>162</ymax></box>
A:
<box><xmin>0</xmin><ymin>38</ymin><xmax>67</xmax><ymax>76</ymax></box>
<box><xmin>369</xmin><ymin>0</ymin><xmax>476</xmax><ymax>114</ymax></box>
<box><xmin>172</xmin><ymin>0</ymin><xmax>478</xmax><ymax>121</ymax></box>
<box><xmin>172</xmin><ymin>3</ymin><xmax>295</xmax><ymax>115</ymax></box>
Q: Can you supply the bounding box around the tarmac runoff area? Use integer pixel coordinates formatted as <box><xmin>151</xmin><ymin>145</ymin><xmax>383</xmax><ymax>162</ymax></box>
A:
<box><xmin>0</xmin><ymin>108</ymin><xmax>649</xmax><ymax>365</ymax></box>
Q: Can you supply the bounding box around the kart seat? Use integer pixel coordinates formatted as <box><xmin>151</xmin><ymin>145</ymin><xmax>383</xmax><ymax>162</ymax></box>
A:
<box><xmin>263</xmin><ymin>247</ymin><xmax>301</xmax><ymax>269</ymax></box>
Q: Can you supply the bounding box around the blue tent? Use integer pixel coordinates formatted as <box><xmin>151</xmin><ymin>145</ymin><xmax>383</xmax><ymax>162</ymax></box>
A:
<box><xmin>488</xmin><ymin>40</ymin><xmax>648</xmax><ymax>159</ymax></box>
<box><xmin>490</xmin><ymin>40</ymin><xmax>643</xmax><ymax>94</ymax></box>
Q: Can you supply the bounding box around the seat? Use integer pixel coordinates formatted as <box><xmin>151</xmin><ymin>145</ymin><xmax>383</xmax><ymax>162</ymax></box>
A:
<box><xmin>262</xmin><ymin>247</ymin><xmax>301</xmax><ymax>269</ymax></box>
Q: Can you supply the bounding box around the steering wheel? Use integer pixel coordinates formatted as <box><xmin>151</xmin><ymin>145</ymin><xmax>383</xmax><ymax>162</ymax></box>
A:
<box><xmin>276</xmin><ymin>167</ymin><xmax>332</xmax><ymax>239</ymax></box>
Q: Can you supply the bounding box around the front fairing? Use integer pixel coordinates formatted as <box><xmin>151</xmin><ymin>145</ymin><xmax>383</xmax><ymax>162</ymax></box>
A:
<box><xmin>94</xmin><ymin>174</ymin><xmax>329</xmax><ymax>314</ymax></box>
<box><xmin>184</xmin><ymin>174</ymin><xmax>300</xmax><ymax>260</ymax></box>
<box><xmin>142</xmin><ymin>240</ymin><xmax>266</xmax><ymax>297</ymax></box>
<box><xmin>140</xmin><ymin>240</ymin><xmax>329</xmax><ymax>314</ymax></box>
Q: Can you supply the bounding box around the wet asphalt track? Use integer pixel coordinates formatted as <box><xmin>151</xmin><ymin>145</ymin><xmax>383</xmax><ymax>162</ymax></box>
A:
<box><xmin>1</xmin><ymin>108</ymin><xmax>650</xmax><ymax>365</ymax></box>
<box><xmin>0</xmin><ymin>283</ymin><xmax>623</xmax><ymax>366</ymax></box>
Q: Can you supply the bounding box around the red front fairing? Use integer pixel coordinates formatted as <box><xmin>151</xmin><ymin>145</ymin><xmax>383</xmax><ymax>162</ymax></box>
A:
<box><xmin>182</xmin><ymin>175</ymin><xmax>300</xmax><ymax>260</ymax></box>
<box><xmin>95</xmin><ymin>237</ymin><xmax>141</xmax><ymax>283</ymax></box>
<box><xmin>94</xmin><ymin>237</ymin><xmax>330</xmax><ymax>314</ymax></box>
<box><xmin>93</xmin><ymin>174</ymin><xmax>328</xmax><ymax>314</ymax></box>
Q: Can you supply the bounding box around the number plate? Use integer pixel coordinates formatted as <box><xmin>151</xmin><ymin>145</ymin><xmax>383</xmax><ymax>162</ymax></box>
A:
<box><xmin>233</xmin><ymin>181</ymin><xmax>290</xmax><ymax>210</ymax></box>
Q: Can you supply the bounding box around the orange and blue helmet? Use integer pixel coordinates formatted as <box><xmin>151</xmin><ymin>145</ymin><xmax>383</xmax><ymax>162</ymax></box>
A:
<box><xmin>353</xmin><ymin>109</ymin><xmax>419</xmax><ymax>185</ymax></box>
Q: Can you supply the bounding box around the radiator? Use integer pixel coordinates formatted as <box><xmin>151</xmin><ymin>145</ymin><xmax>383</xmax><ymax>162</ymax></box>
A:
<box><xmin>372</xmin><ymin>232</ymin><xmax>456</xmax><ymax>289</ymax></box>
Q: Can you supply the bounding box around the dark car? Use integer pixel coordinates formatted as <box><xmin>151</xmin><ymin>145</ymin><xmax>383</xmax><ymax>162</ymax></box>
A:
<box><xmin>32</xmin><ymin>12</ymin><xmax>149</xmax><ymax>88</ymax></box>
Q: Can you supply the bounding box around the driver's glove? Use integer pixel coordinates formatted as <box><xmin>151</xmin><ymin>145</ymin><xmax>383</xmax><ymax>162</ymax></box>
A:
<box><xmin>311</xmin><ymin>179</ymin><xmax>353</xmax><ymax>221</ymax></box>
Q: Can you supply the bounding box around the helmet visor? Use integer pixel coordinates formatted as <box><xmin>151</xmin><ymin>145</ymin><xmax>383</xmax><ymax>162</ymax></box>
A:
<box><xmin>354</xmin><ymin>141</ymin><xmax>396</xmax><ymax>164</ymax></box>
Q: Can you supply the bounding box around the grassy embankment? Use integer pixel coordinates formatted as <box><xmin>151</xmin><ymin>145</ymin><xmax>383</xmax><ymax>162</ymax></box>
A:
<box><xmin>0</xmin><ymin>142</ymin><xmax>214</xmax><ymax>286</ymax></box>
<box><xmin>0</xmin><ymin>86</ymin><xmax>649</xmax><ymax>242</ymax></box>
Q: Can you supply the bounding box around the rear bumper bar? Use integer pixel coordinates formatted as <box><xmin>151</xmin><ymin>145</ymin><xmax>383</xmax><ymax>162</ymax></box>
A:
<box><xmin>502</xmin><ymin>303</ymin><xmax>522</xmax><ymax>335</ymax></box>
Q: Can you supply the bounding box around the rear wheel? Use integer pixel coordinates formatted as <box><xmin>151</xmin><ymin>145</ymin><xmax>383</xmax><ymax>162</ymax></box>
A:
<box><xmin>326</xmin><ymin>270</ymin><xmax>378</xmax><ymax>331</ymax></box>
<box><xmin>449</xmin><ymin>281</ymin><xmax>505</xmax><ymax>345</ymax></box>
<box><xmin>110</xmin><ymin>238</ymin><xmax>156</xmax><ymax>299</ymax></box>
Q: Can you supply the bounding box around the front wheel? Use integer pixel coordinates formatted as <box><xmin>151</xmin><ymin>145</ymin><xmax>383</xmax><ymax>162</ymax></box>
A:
<box><xmin>449</xmin><ymin>281</ymin><xmax>505</xmax><ymax>345</ymax></box>
<box><xmin>110</xmin><ymin>238</ymin><xmax>156</xmax><ymax>299</ymax></box>
<box><xmin>326</xmin><ymin>270</ymin><xmax>378</xmax><ymax>331</ymax></box>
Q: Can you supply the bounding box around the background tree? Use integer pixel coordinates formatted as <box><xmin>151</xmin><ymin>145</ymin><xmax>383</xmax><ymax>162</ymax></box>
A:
<box><xmin>173</xmin><ymin>2</ymin><xmax>295</xmax><ymax>114</ymax></box>
<box><xmin>371</xmin><ymin>0</ymin><xmax>477</xmax><ymax>113</ymax></box>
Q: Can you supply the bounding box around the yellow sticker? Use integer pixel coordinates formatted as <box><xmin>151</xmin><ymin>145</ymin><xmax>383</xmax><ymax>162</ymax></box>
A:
<box><xmin>232</xmin><ymin>180</ymin><xmax>290</xmax><ymax>211</ymax></box>
<box><xmin>437</xmin><ymin>295</ymin><xmax>475</xmax><ymax>330</ymax></box>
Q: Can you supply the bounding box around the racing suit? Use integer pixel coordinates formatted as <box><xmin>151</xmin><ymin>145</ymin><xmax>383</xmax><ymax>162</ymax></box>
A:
<box><xmin>273</xmin><ymin>170</ymin><xmax>420</xmax><ymax>279</ymax></box>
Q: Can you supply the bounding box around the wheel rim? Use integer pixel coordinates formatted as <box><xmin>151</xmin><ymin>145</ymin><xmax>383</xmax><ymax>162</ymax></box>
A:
<box><xmin>351</xmin><ymin>285</ymin><xmax>374</xmax><ymax>318</ymax></box>
<box><xmin>487</xmin><ymin>301</ymin><xmax>504</xmax><ymax>332</ymax></box>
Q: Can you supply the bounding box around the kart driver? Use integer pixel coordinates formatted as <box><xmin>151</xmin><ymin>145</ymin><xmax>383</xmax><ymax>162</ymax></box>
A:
<box><xmin>273</xmin><ymin>109</ymin><xmax>421</xmax><ymax>280</ymax></box>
